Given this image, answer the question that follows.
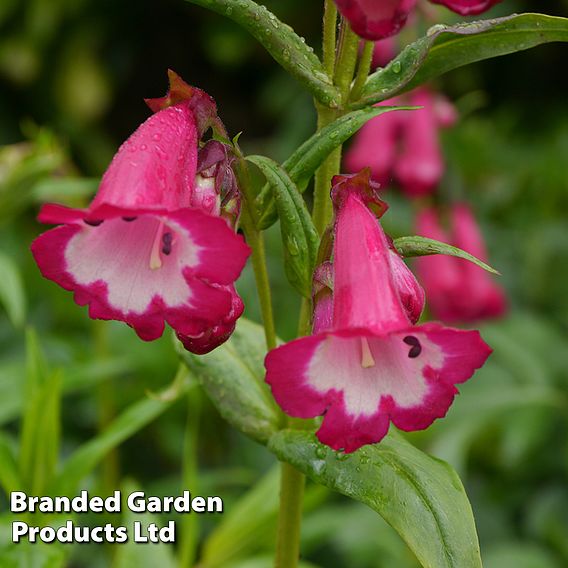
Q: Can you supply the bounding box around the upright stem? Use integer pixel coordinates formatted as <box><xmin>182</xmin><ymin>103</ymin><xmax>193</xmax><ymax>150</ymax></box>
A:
<box><xmin>274</xmin><ymin>463</ymin><xmax>306</xmax><ymax>568</ymax></box>
<box><xmin>350</xmin><ymin>40</ymin><xmax>373</xmax><ymax>102</ymax></box>
<box><xmin>312</xmin><ymin>18</ymin><xmax>361</xmax><ymax>235</ymax></box>
<box><xmin>322</xmin><ymin>0</ymin><xmax>337</xmax><ymax>77</ymax></box>
<box><xmin>245</xmin><ymin>221</ymin><xmax>277</xmax><ymax>351</ymax></box>
<box><xmin>333</xmin><ymin>24</ymin><xmax>360</xmax><ymax>101</ymax></box>
<box><xmin>236</xmin><ymin>156</ymin><xmax>278</xmax><ymax>351</ymax></box>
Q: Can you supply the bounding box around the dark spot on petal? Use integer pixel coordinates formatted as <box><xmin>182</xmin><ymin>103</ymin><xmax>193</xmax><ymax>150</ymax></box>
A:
<box><xmin>84</xmin><ymin>219</ymin><xmax>103</xmax><ymax>226</ymax></box>
<box><xmin>403</xmin><ymin>335</ymin><xmax>422</xmax><ymax>358</ymax></box>
<box><xmin>122</xmin><ymin>216</ymin><xmax>137</xmax><ymax>222</ymax></box>
<box><xmin>162</xmin><ymin>232</ymin><xmax>173</xmax><ymax>255</ymax></box>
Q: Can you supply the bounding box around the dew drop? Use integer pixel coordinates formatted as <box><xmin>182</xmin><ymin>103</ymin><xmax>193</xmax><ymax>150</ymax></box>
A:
<box><xmin>315</xmin><ymin>446</ymin><xmax>327</xmax><ymax>459</ymax></box>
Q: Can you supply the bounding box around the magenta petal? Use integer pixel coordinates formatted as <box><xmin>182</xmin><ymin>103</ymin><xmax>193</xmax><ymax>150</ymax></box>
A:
<box><xmin>265</xmin><ymin>335</ymin><xmax>330</xmax><ymax>419</ymax></box>
<box><xmin>177</xmin><ymin>286</ymin><xmax>244</xmax><ymax>354</ymax></box>
<box><xmin>316</xmin><ymin>401</ymin><xmax>390</xmax><ymax>453</ymax></box>
<box><xmin>335</xmin><ymin>0</ymin><xmax>417</xmax><ymax>40</ymax></box>
<box><xmin>90</xmin><ymin>102</ymin><xmax>198</xmax><ymax>211</ymax></box>
<box><xmin>332</xmin><ymin>191</ymin><xmax>409</xmax><ymax>333</ymax></box>
<box><xmin>429</xmin><ymin>0</ymin><xmax>502</xmax><ymax>16</ymax></box>
<box><xmin>389</xmin><ymin>323</ymin><xmax>491</xmax><ymax>430</ymax></box>
<box><xmin>389</xmin><ymin>250</ymin><xmax>425</xmax><ymax>324</ymax></box>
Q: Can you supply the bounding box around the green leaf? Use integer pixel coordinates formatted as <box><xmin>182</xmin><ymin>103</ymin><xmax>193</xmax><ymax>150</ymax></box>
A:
<box><xmin>178</xmin><ymin>318</ymin><xmax>281</xmax><ymax>444</ymax></box>
<box><xmin>19</xmin><ymin>330</ymin><xmax>61</xmax><ymax>494</ymax></box>
<box><xmin>269</xmin><ymin>429</ymin><xmax>482</xmax><ymax>568</ymax></box>
<box><xmin>0</xmin><ymin>433</ymin><xmax>20</xmax><ymax>495</ymax></box>
<box><xmin>0</xmin><ymin>252</ymin><xmax>26</xmax><ymax>328</ymax></box>
<box><xmin>247</xmin><ymin>155</ymin><xmax>319</xmax><ymax>297</ymax></box>
<box><xmin>256</xmin><ymin>106</ymin><xmax>414</xmax><ymax>230</ymax></box>
<box><xmin>184</xmin><ymin>0</ymin><xmax>340</xmax><ymax>108</ymax></box>
<box><xmin>357</xmin><ymin>14</ymin><xmax>568</xmax><ymax>107</ymax></box>
<box><xmin>393</xmin><ymin>236</ymin><xmax>499</xmax><ymax>274</ymax></box>
<box><xmin>50</xmin><ymin>372</ymin><xmax>195</xmax><ymax>496</ymax></box>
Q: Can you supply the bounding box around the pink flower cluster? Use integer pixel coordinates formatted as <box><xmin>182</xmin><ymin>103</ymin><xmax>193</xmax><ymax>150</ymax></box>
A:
<box><xmin>345</xmin><ymin>88</ymin><xmax>456</xmax><ymax>197</ymax></box>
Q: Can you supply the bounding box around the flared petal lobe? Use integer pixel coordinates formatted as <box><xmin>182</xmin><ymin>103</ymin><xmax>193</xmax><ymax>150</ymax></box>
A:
<box><xmin>177</xmin><ymin>286</ymin><xmax>244</xmax><ymax>354</ymax></box>
<box><xmin>334</xmin><ymin>0</ymin><xmax>417</xmax><ymax>40</ymax></box>
<box><xmin>429</xmin><ymin>0</ymin><xmax>502</xmax><ymax>16</ymax></box>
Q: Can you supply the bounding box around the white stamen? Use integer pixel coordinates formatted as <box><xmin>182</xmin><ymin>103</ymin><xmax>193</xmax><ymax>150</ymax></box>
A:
<box><xmin>149</xmin><ymin>221</ymin><xmax>165</xmax><ymax>270</ymax></box>
<box><xmin>360</xmin><ymin>337</ymin><xmax>375</xmax><ymax>368</ymax></box>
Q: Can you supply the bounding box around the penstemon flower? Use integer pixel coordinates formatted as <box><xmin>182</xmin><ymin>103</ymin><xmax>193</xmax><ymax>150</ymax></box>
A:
<box><xmin>416</xmin><ymin>204</ymin><xmax>507</xmax><ymax>323</ymax></box>
<box><xmin>31</xmin><ymin>72</ymin><xmax>250</xmax><ymax>351</ymax></box>
<box><xmin>265</xmin><ymin>170</ymin><xmax>491</xmax><ymax>453</ymax></box>
<box><xmin>334</xmin><ymin>0</ymin><xmax>502</xmax><ymax>40</ymax></box>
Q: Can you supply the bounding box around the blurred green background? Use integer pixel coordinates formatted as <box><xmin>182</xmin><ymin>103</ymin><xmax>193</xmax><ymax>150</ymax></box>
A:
<box><xmin>1</xmin><ymin>0</ymin><xmax>568</xmax><ymax>567</ymax></box>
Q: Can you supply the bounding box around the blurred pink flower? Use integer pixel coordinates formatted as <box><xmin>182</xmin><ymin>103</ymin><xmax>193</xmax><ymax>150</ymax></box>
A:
<box><xmin>344</xmin><ymin>87</ymin><xmax>456</xmax><ymax>197</ymax></box>
<box><xmin>416</xmin><ymin>204</ymin><xmax>507</xmax><ymax>323</ymax></box>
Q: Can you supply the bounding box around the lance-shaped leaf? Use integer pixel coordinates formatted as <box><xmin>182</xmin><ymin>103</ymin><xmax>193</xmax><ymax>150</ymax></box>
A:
<box><xmin>356</xmin><ymin>14</ymin><xmax>568</xmax><ymax>107</ymax></box>
<box><xmin>394</xmin><ymin>236</ymin><xmax>499</xmax><ymax>274</ymax></box>
<box><xmin>247</xmin><ymin>155</ymin><xmax>320</xmax><ymax>297</ymax></box>
<box><xmin>269</xmin><ymin>429</ymin><xmax>482</xmax><ymax>568</ymax></box>
<box><xmin>256</xmin><ymin>106</ymin><xmax>413</xmax><ymax>230</ymax></box>
<box><xmin>178</xmin><ymin>318</ymin><xmax>281</xmax><ymax>444</ymax></box>
<box><xmin>185</xmin><ymin>0</ymin><xmax>340</xmax><ymax>108</ymax></box>
<box><xmin>50</xmin><ymin>373</ymin><xmax>195</xmax><ymax>496</ymax></box>
<box><xmin>0</xmin><ymin>252</ymin><xmax>26</xmax><ymax>328</ymax></box>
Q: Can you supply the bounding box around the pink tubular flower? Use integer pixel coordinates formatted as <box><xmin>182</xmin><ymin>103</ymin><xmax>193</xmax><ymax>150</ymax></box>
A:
<box><xmin>335</xmin><ymin>0</ymin><xmax>417</xmax><ymax>40</ymax></box>
<box><xmin>394</xmin><ymin>88</ymin><xmax>445</xmax><ymax>197</ymax></box>
<box><xmin>31</xmin><ymin>71</ymin><xmax>250</xmax><ymax>349</ymax></box>
<box><xmin>416</xmin><ymin>204</ymin><xmax>507</xmax><ymax>323</ymax></box>
<box><xmin>344</xmin><ymin>100</ymin><xmax>404</xmax><ymax>187</ymax></box>
<box><xmin>265</xmin><ymin>171</ymin><xmax>491</xmax><ymax>453</ymax></box>
<box><xmin>429</xmin><ymin>0</ymin><xmax>502</xmax><ymax>16</ymax></box>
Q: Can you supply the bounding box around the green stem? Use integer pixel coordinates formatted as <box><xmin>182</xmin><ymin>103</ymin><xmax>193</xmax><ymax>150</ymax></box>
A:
<box><xmin>234</xmin><ymin>157</ymin><xmax>278</xmax><ymax>351</ymax></box>
<box><xmin>350</xmin><ymin>40</ymin><xmax>373</xmax><ymax>102</ymax></box>
<box><xmin>274</xmin><ymin>462</ymin><xmax>306</xmax><ymax>568</ymax></box>
<box><xmin>179</xmin><ymin>388</ymin><xmax>201</xmax><ymax>568</ymax></box>
<box><xmin>312</xmin><ymin>18</ymin><xmax>361</xmax><ymax>235</ymax></box>
<box><xmin>245</xmin><ymin>220</ymin><xmax>277</xmax><ymax>351</ymax></box>
<box><xmin>333</xmin><ymin>21</ymin><xmax>360</xmax><ymax>102</ymax></box>
<box><xmin>322</xmin><ymin>0</ymin><xmax>337</xmax><ymax>77</ymax></box>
